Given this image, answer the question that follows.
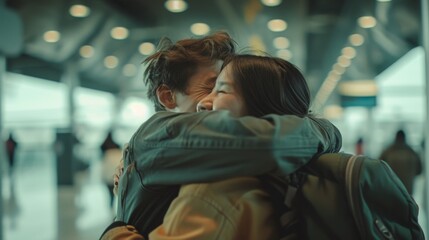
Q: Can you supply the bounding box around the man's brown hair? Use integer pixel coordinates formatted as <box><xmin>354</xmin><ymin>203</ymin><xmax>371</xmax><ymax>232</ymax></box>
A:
<box><xmin>143</xmin><ymin>31</ymin><xmax>236</xmax><ymax>111</ymax></box>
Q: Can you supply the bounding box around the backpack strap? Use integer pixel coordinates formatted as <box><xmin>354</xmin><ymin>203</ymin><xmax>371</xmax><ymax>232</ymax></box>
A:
<box><xmin>277</xmin><ymin>172</ymin><xmax>306</xmax><ymax>239</ymax></box>
<box><xmin>258</xmin><ymin>173</ymin><xmax>303</xmax><ymax>239</ymax></box>
<box><xmin>345</xmin><ymin>154</ymin><xmax>396</xmax><ymax>240</ymax></box>
<box><xmin>284</xmin><ymin>172</ymin><xmax>305</xmax><ymax>208</ymax></box>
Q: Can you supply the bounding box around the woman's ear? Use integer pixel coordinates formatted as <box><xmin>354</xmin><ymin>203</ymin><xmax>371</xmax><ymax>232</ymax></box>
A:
<box><xmin>156</xmin><ymin>84</ymin><xmax>176</xmax><ymax>110</ymax></box>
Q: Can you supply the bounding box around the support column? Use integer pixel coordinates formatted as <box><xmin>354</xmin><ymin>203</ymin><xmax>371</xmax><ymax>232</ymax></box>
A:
<box><xmin>56</xmin><ymin>62</ymin><xmax>79</xmax><ymax>240</ymax></box>
<box><xmin>56</xmin><ymin>62</ymin><xmax>78</xmax><ymax>185</ymax></box>
<box><xmin>0</xmin><ymin>55</ymin><xmax>5</xmax><ymax>240</ymax></box>
<box><xmin>421</xmin><ymin>0</ymin><xmax>429</xmax><ymax>235</ymax></box>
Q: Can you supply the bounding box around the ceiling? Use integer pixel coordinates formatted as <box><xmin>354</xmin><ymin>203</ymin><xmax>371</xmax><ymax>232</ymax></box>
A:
<box><xmin>4</xmin><ymin>0</ymin><xmax>422</xmax><ymax>109</ymax></box>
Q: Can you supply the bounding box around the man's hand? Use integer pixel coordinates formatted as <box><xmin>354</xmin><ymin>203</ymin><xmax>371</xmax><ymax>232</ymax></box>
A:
<box><xmin>113</xmin><ymin>143</ymin><xmax>128</xmax><ymax>196</ymax></box>
<box><xmin>113</xmin><ymin>158</ymin><xmax>124</xmax><ymax>196</ymax></box>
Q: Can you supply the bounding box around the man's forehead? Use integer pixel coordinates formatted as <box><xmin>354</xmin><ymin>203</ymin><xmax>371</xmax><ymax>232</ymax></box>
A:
<box><xmin>189</xmin><ymin>64</ymin><xmax>221</xmax><ymax>83</ymax></box>
<box><xmin>190</xmin><ymin>73</ymin><xmax>217</xmax><ymax>88</ymax></box>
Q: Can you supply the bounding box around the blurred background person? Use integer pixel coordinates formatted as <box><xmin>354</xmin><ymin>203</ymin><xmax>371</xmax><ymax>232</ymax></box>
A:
<box><xmin>355</xmin><ymin>137</ymin><xmax>364</xmax><ymax>155</ymax></box>
<box><xmin>379</xmin><ymin>129</ymin><xmax>422</xmax><ymax>195</ymax></box>
<box><xmin>5</xmin><ymin>132</ymin><xmax>18</xmax><ymax>178</ymax></box>
<box><xmin>100</xmin><ymin>131</ymin><xmax>122</xmax><ymax>213</ymax></box>
<box><xmin>3</xmin><ymin>132</ymin><xmax>20</xmax><ymax>229</ymax></box>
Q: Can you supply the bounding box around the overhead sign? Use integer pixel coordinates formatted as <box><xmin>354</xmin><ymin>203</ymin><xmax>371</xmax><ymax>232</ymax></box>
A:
<box><xmin>340</xmin><ymin>95</ymin><xmax>377</xmax><ymax>108</ymax></box>
<box><xmin>338</xmin><ymin>80</ymin><xmax>377</xmax><ymax>108</ymax></box>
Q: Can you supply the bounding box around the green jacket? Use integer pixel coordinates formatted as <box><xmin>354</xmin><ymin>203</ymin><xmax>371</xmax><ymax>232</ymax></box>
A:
<box><xmin>106</xmin><ymin>111</ymin><xmax>342</xmax><ymax>239</ymax></box>
<box><xmin>128</xmin><ymin>111</ymin><xmax>342</xmax><ymax>185</ymax></box>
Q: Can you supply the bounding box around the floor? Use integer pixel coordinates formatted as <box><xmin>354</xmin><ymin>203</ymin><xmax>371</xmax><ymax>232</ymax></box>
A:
<box><xmin>1</xmin><ymin>147</ymin><xmax>428</xmax><ymax>240</ymax></box>
<box><xmin>2</xmin><ymin>147</ymin><xmax>112</xmax><ymax>240</ymax></box>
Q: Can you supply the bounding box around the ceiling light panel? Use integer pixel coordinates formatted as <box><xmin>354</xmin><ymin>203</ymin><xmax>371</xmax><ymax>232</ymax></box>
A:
<box><xmin>139</xmin><ymin>42</ymin><xmax>155</xmax><ymax>55</ymax></box>
<box><xmin>190</xmin><ymin>23</ymin><xmax>210</xmax><ymax>36</ymax></box>
<box><xmin>273</xmin><ymin>37</ymin><xmax>290</xmax><ymax>49</ymax></box>
<box><xmin>165</xmin><ymin>0</ymin><xmax>188</xmax><ymax>13</ymax></box>
<box><xmin>349</xmin><ymin>34</ymin><xmax>365</xmax><ymax>46</ymax></box>
<box><xmin>79</xmin><ymin>45</ymin><xmax>94</xmax><ymax>58</ymax></box>
<box><xmin>267</xmin><ymin>19</ymin><xmax>287</xmax><ymax>32</ymax></box>
<box><xmin>358</xmin><ymin>16</ymin><xmax>377</xmax><ymax>28</ymax></box>
<box><xmin>111</xmin><ymin>27</ymin><xmax>129</xmax><ymax>40</ymax></box>
<box><xmin>43</xmin><ymin>31</ymin><xmax>60</xmax><ymax>43</ymax></box>
<box><xmin>277</xmin><ymin>49</ymin><xmax>292</xmax><ymax>60</ymax></box>
<box><xmin>69</xmin><ymin>4</ymin><xmax>90</xmax><ymax>18</ymax></box>
<box><xmin>104</xmin><ymin>56</ymin><xmax>119</xmax><ymax>69</ymax></box>
<box><xmin>261</xmin><ymin>0</ymin><xmax>282</xmax><ymax>7</ymax></box>
<box><xmin>342</xmin><ymin>47</ymin><xmax>356</xmax><ymax>59</ymax></box>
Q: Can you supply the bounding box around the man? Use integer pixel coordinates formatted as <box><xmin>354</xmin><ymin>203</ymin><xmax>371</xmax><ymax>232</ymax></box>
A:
<box><xmin>379</xmin><ymin>129</ymin><xmax>422</xmax><ymax>194</ymax></box>
<box><xmin>100</xmin><ymin>32</ymin><xmax>342</xmax><ymax>239</ymax></box>
<box><xmin>101</xmin><ymin>31</ymin><xmax>237</xmax><ymax>239</ymax></box>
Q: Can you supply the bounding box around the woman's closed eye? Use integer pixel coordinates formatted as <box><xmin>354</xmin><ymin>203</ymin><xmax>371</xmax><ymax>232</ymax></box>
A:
<box><xmin>216</xmin><ymin>89</ymin><xmax>227</xmax><ymax>94</ymax></box>
<box><xmin>215</xmin><ymin>85</ymin><xmax>231</xmax><ymax>94</ymax></box>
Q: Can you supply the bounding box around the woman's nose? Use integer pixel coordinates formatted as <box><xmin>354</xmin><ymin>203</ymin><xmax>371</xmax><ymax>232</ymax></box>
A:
<box><xmin>197</xmin><ymin>98</ymin><xmax>213</xmax><ymax>112</ymax></box>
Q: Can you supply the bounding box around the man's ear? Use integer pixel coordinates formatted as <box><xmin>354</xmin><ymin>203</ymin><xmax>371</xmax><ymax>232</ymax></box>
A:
<box><xmin>156</xmin><ymin>84</ymin><xmax>176</xmax><ymax>110</ymax></box>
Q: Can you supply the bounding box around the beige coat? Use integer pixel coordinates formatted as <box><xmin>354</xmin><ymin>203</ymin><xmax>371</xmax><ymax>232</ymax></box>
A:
<box><xmin>149</xmin><ymin>177</ymin><xmax>279</xmax><ymax>240</ymax></box>
<box><xmin>101</xmin><ymin>177</ymin><xmax>279</xmax><ymax>240</ymax></box>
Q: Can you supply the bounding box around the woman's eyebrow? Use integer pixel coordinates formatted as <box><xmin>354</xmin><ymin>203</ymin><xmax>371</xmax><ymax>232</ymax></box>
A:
<box><xmin>216</xmin><ymin>81</ymin><xmax>231</xmax><ymax>87</ymax></box>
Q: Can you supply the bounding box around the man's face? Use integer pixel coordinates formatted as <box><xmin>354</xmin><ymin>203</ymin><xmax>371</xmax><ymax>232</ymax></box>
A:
<box><xmin>172</xmin><ymin>60</ymin><xmax>223</xmax><ymax>113</ymax></box>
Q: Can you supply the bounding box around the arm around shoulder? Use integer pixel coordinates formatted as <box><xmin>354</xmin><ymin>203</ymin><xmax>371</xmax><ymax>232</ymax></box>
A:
<box><xmin>130</xmin><ymin>111</ymin><xmax>342</xmax><ymax>184</ymax></box>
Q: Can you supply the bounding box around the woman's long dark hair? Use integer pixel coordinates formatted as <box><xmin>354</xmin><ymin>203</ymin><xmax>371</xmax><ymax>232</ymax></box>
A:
<box><xmin>223</xmin><ymin>54</ymin><xmax>311</xmax><ymax>117</ymax></box>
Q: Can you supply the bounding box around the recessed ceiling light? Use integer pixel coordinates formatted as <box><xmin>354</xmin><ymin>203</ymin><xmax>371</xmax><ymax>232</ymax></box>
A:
<box><xmin>190</xmin><ymin>23</ymin><xmax>210</xmax><ymax>36</ymax></box>
<box><xmin>165</xmin><ymin>0</ymin><xmax>188</xmax><ymax>13</ymax></box>
<box><xmin>358</xmin><ymin>16</ymin><xmax>377</xmax><ymax>28</ymax></box>
<box><xmin>139</xmin><ymin>42</ymin><xmax>155</xmax><ymax>55</ymax></box>
<box><xmin>349</xmin><ymin>34</ymin><xmax>365</xmax><ymax>46</ymax></box>
<box><xmin>332</xmin><ymin>63</ymin><xmax>345</xmax><ymax>74</ymax></box>
<box><xmin>327</xmin><ymin>72</ymin><xmax>341</xmax><ymax>82</ymax></box>
<box><xmin>277</xmin><ymin>49</ymin><xmax>292</xmax><ymax>60</ymax></box>
<box><xmin>267</xmin><ymin>19</ymin><xmax>287</xmax><ymax>32</ymax></box>
<box><xmin>79</xmin><ymin>45</ymin><xmax>94</xmax><ymax>58</ymax></box>
<box><xmin>342</xmin><ymin>47</ymin><xmax>356</xmax><ymax>59</ymax></box>
<box><xmin>273</xmin><ymin>37</ymin><xmax>289</xmax><ymax>49</ymax></box>
<box><xmin>337</xmin><ymin>56</ymin><xmax>351</xmax><ymax>67</ymax></box>
<box><xmin>261</xmin><ymin>0</ymin><xmax>282</xmax><ymax>7</ymax></box>
<box><xmin>69</xmin><ymin>4</ymin><xmax>90</xmax><ymax>18</ymax></box>
<box><xmin>104</xmin><ymin>56</ymin><xmax>119</xmax><ymax>69</ymax></box>
<box><xmin>111</xmin><ymin>27</ymin><xmax>129</xmax><ymax>40</ymax></box>
<box><xmin>321</xmin><ymin>79</ymin><xmax>336</xmax><ymax>93</ymax></box>
<box><xmin>43</xmin><ymin>30</ymin><xmax>60</xmax><ymax>43</ymax></box>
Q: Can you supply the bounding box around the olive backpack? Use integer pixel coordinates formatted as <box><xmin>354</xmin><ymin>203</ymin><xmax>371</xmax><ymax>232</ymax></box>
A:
<box><xmin>281</xmin><ymin>152</ymin><xmax>425</xmax><ymax>240</ymax></box>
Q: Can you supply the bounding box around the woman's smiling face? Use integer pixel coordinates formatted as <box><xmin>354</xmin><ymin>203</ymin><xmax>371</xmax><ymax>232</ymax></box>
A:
<box><xmin>196</xmin><ymin>63</ymin><xmax>247</xmax><ymax>117</ymax></box>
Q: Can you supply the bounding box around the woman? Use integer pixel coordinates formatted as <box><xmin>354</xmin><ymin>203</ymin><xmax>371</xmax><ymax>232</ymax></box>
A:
<box><xmin>197</xmin><ymin>54</ymin><xmax>312</xmax><ymax>117</ymax></box>
<box><xmin>101</xmin><ymin>54</ymin><xmax>342</xmax><ymax>239</ymax></box>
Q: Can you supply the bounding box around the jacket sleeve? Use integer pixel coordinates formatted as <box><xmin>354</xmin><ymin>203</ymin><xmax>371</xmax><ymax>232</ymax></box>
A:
<box><xmin>128</xmin><ymin>111</ymin><xmax>342</xmax><ymax>185</ymax></box>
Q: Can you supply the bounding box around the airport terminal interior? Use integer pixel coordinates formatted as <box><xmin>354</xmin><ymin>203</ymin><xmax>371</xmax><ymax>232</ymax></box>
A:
<box><xmin>1</xmin><ymin>0</ymin><xmax>428</xmax><ymax>239</ymax></box>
